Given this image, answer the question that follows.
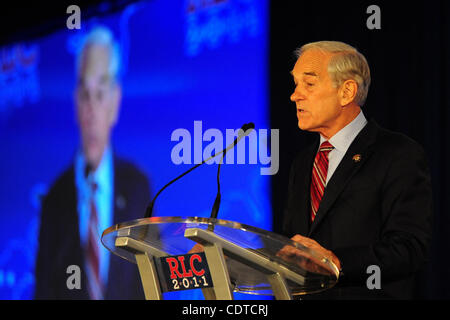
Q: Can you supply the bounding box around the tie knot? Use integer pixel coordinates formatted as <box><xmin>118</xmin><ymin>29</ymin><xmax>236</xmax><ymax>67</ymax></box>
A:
<box><xmin>84</xmin><ymin>164</ymin><xmax>98</xmax><ymax>193</ymax></box>
<box><xmin>319</xmin><ymin>140</ymin><xmax>334</xmax><ymax>153</ymax></box>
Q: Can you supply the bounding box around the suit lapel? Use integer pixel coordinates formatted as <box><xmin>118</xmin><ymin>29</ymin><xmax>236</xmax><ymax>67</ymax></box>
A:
<box><xmin>64</xmin><ymin>166</ymin><xmax>90</xmax><ymax>298</ymax></box>
<box><xmin>111</xmin><ymin>156</ymin><xmax>128</xmax><ymax>225</ymax></box>
<box><xmin>308</xmin><ymin>119</ymin><xmax>379</xmax><ymax>237</ymax></box>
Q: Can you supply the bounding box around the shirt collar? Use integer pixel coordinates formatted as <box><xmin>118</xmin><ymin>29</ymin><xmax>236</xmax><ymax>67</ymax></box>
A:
<box><xmin>320</xmin><ymin>110</ymin><xmax>368</xmax><ymax>152</ymax></box>
<box><xmin>75</xmin><ymin>146</ymin><xmax>113</xmax><ymax>195</ymax></box>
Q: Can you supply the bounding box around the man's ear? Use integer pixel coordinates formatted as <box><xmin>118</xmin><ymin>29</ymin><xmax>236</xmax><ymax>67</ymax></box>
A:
<box><xmin>109</xmin><ymin>83</ymin><xmax>122</xmax><ymax>126</ymax></box>
<box><xmin>339</xmin><ymin>79</ymin><xmax>358</xmax><ymax>106</ymax></box>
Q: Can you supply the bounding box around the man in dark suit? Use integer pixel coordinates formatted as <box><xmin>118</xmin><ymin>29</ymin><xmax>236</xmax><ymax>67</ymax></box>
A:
<box><xmin>282</xmin><ymin>41</ymin><xmax>432</xmax><ymax>299</ymax></box>
<box><xmin>34</xmin><ymin>27</ymin><xmax>150</xmax><ymax>299</ymax></box>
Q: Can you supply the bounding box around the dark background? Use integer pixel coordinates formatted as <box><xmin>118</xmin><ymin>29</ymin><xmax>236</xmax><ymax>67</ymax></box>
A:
<box><xmin>1</xmin><ymin>0</ymin><xmax>449</xmax><ymax>299</ymax></box>
<box><xmin>269</xmin><ymin>1</ymin><xmax>450</xmax><ymax>299</ymax></box>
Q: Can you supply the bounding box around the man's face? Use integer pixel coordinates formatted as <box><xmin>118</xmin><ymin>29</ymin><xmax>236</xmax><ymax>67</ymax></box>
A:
<box><xmin>290</xmin><ymin>49</ymin><xmax>342</xmax><ymax>137</ymax></box>
<box><xmin>75</xmin><ymin>44</ymin><xmax>120</xmax><ymax>170</ymax></box>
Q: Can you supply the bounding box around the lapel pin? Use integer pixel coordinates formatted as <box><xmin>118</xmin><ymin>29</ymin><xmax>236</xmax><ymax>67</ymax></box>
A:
<box><xmin>352</xmin><ymin>154</ymin><xmax>362</xmax><ymax>163</ymax></box>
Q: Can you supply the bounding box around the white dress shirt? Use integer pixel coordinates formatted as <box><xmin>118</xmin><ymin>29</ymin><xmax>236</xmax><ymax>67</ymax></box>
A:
<box><xmin>319</xmin><ymin>111</ymin><xmax>368</xmax><ymax>185</ymax></box>
<box><xmin>75</xmin><ymin>147</ymin><xmax>114</xmax><ymax>287</ymax></box>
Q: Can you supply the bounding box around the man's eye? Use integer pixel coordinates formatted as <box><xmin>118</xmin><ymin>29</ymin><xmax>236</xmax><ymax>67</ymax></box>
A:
<box><xmin>306</xmin><ymin>82</ymin><xmax>314</xmax><ymax>87</ymax></box>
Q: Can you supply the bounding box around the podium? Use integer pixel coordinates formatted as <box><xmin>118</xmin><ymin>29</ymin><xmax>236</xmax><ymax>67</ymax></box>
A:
<box><xmin>101</xmin><ymin>216</ymin><xmax>339</xmax><ymax>300</ymax></box>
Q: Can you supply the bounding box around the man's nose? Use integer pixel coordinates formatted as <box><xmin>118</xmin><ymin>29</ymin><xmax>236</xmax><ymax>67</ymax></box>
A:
<box><xmin>290</xmin><ymin>86</ymin><xmax>304</xmax><ymax>102</ymax></box>
<box><xmin>78</xmin><ymin>101</ymin><xmax>96</xmax><ymax>126</ymax></box>
<box><xmin>85</xmin><ymin>91</ymin><xmax>97</xmax><ymax>107</ymax></box>
<box><xmin>80</xmin><ymin>100</ymin><xmax>94</xmax><ymax>117</ymax></box>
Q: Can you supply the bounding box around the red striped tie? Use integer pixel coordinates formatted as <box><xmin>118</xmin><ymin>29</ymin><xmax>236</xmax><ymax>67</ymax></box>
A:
<box><xmin>310</xmin><ymin>141</ymin><xmax>334</xmax><ymax>222</ymax></box>
<box><xmin>86</xmin><ymin>182</ymin><xmax>103</xmax><ymax>299</ymax></box>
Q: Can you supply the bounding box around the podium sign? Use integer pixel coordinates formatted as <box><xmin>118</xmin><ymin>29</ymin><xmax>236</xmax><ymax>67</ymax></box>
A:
<box><xmin>157</xmin><ymin>252</ymin><xmax>214</xmax><ymax>292</ymax></box>
<box><xmin>101</xmin><ymin>216</ymin><xmax>339</xmax><ymax>300</ymax></box>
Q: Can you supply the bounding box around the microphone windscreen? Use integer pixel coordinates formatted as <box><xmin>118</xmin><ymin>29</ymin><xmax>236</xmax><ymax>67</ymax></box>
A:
<box><xmin>241</xmin><ymin>122</ymin><xmax>255</xmax><ymax>132</ymax></box>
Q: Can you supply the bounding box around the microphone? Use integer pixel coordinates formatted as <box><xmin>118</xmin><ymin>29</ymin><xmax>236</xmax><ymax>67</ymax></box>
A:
<box><xmin>209</xmin><ymin>122</ymin><xmax>255</xmax><ymax>220</ymax></box>
<box><xmin>144</xmin><ymin>122</ymin><xmax>255</xmax><ymax>218</ymax></box>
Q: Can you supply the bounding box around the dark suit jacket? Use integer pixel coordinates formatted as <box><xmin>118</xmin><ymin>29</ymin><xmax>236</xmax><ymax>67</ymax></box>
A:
<box><xmin>282</xmin><ymin>119</ymin><xmax>433</xmax><ymax>299</ymax></box>
<box><xmin>34</xmin><ymin>155</ymin><xmax>151</xmax><ymax>299</ymax></box>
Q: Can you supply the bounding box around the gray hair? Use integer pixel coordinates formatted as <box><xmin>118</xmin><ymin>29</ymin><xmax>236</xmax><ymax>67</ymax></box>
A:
<box><xmin>76</xmin><ymin>26</ymin><xmax>121</xmax><ymax>83</ymax></box>
<box><xmin>295</xmin><ymin>41</ymin><xmax>371</xmax><ymax>106</ymax></box>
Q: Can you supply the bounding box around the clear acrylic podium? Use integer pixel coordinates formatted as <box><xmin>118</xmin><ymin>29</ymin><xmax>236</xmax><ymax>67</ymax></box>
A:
<box><xmin>101</xmin><ymin>216</ymin><xmax>339</xmax><ymax>300</ymax></box>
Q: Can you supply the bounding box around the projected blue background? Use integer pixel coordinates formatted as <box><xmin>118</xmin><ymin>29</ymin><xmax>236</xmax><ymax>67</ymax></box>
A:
<box><xmin>0</xmin><ymin>0</ymin><xmax>270</xmax><ymax>299</ymax></box>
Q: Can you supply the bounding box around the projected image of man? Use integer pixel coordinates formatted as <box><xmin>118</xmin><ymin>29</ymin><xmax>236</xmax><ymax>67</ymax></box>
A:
<box><xmin>35</xmin><ymin>27</ymin><xmax>151</xmax><ymax>300</ymax></box>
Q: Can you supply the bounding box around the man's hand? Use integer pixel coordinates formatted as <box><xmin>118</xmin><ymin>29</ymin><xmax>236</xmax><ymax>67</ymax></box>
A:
<box><xmin>188</xmin><ymin>243</ymin><xmax>204</xmax><ymax>253</ymax></box>
<box><xmin>276</xmin><ymin>234</ymin><xmax>341</xmax><ymax>275</ymax></box>
<box><xmin>290</xmin><ymin>234</ymin><xmax>341</xmax><ymax>271</ymax></box>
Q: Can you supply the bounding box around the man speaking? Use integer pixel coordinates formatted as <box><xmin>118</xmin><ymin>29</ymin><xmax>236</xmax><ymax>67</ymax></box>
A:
<box><xmin>282</xmin><ymin>41</ymin><xmax>432</xmax><ymax>299</ymax></box>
